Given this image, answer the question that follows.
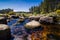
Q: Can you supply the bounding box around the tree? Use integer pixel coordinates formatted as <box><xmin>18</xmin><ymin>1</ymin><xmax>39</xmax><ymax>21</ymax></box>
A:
<box><xmin>29</xmin><ymin>6</ymin><xmax>34</xmax><ymax>13</ymax></box>
<box><xmin>29</xmin><ymin>6</ymin><xmax>40</xmax><ymax>14</ymax></box>
<box><xmin>0</xmin><ymin>8</ymin><xmax>13</xmax><ymax>14</ymax></box>
<box><xmin>40</xmin><ymin>0</ymin><xmax>60</xmax><ymax>13</ymax></box>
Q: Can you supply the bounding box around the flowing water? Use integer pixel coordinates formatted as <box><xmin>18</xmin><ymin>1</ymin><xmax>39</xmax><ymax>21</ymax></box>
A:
<box><xmin>7</xmin><ymin>18</ymin><xmax>30</xmax><ymax>40</ymax></box>
<box><xmin>7</xmin><ymin>18</ymin><xmax>60</xmax><ymax>40</ymax></box>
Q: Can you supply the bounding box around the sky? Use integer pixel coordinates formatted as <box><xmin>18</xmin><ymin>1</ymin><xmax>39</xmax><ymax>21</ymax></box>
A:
<box><xmin>0</xmin><ymin>0</ymin><xmax>43</xmax><ymax>12</ymax></box>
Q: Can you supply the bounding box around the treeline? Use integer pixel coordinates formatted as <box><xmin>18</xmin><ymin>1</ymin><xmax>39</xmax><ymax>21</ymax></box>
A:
<box><xmin>0</xmin><ymin>8</ymin><xmax>13</xmax><ymax>14</ymax></box>
<box><xmin>0</xmin><ymin>8</ymin><xmax>15</xmax><ymax>15</ymax></box>
<box><xmin>0</xmin><ymin>0</ymin><xmax>60</xmax><ymax>14</ymax></box>
<box><xmin>29</xmin><ymin>0</ymin><xmax>60</xmax><ymax>14</ymax></box>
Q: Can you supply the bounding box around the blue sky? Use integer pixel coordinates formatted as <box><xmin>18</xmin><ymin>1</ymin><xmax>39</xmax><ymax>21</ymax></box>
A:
<box><xmin>0</xmin><ymin>0</ymin><xmax>43</xmax><ymax>12</ymax></box>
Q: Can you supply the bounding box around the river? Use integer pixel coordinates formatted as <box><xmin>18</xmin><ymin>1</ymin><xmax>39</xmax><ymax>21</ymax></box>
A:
<box><xmin>7</xmin><ymin>18</ymin><xmax>60</xmax><ymax>40</ymax></box>
<box><xmin>7</xmin><ymin>18</ymin><xmax>31</xmax><ymax>40</ymax></box>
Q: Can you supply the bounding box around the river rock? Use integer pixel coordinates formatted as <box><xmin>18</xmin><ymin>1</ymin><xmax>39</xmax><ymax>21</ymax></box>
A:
<box><xmin>25</xmin><ymin>20</ymin><xmax>41</xmax><ymax>29</ymax></box>
<box><xmin>11</xmin><ymin>15</ymin><xmax>19</xmax><ymax>19</ymax></box>
<box><xmin>0</xmin><ymin>17</ymin><xmax>7</xmax><ymax>24</ymax></box>
<box><xmin>39</xmin><ymin>16</ymin><xmax>53</xmax><ymax>24</ymax></box>
<box><xmin>29</xmin><ymin>16</ymin><xmax>40</xmax><ymax>21</ymax></box>
<box><xmin>18</xmin><ymin>18</ymin><xmax>24</xmax><ymax>22</ymax></box>
<box><xmin>0</xmin><ymin>24</ymin><xmax>11</xmax><ymax>40</ymax></box>
<box><xmin>19</xmin><ymin>16</ymin><xmax>24</xmax><ymax>19</ymax></box>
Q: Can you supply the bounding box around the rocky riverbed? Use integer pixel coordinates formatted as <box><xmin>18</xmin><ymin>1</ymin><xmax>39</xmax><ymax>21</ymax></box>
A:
<box><xmin>7</xmin><ymin>18</ymin><xmax>60</xmax><ymax>40</ymax></box>
<box><xmin>0</xmin><ymin>16</ymin><xmax>60</xmax><ymax>40</ymax></box>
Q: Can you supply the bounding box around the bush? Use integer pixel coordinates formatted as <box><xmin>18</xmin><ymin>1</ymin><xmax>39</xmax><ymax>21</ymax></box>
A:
<box><xmin>56</xmin><ymin>10</ymin><xmax>60</xmax><ymax>15</ymax></box>
<box><xmin>8</xmin><ymin>11</ymin><xmax>15</xmax><ymax>15</ymax></box>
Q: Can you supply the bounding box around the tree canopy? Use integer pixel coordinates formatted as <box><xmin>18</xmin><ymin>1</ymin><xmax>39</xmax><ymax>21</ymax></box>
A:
<box><xmin>29</xmin><ymin>0</ymin><xmax>60</xmax><ymax>14</ymax></box>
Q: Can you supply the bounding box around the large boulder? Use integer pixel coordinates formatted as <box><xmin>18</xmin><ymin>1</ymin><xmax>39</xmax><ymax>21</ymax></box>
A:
<box><xmin>25</xmin><ymin>20</ymin><xmax>41</xmax><ymax>29</ymax></box>
<box><xmin>0</xmin><ymin>24</ymin><xmax>11</xmax><ymax>40</ymax></box>
<box><xmin>29</xmin><ymin>16</ymin><xmax>40</xmax><ymax>21</ymax></box>
<box><xmin>39</xmin><ymin>16</ymin><xmax>53</xmax><ymax>24</ymax></box>
<box><xmin>25</xmin><ymin>20</ymin><xmax>44</xmax><ymax>34</ymax></box>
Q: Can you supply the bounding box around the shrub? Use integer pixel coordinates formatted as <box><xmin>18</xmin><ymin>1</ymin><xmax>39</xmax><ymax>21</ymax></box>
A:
<box><xmin>56</xmin><ymin>10</ymin><xmax>60</xmax><ymax>15</ymax></box>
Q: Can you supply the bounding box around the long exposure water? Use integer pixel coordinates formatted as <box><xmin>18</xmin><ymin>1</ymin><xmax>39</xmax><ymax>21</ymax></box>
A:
<box><xmin>7</xmin><ymin>18</ymin><xmax>30</xmax><ymax>40</ymax></box>
<box><xmin>7</xmin><ymin>18</ymin><xmax>60</xmax><ymax>40</ymax></box>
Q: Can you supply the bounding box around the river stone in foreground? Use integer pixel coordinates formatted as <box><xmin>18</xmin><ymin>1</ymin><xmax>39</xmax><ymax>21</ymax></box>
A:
<box><xmin>0</xmin><ymin>24</ymin><xmax>11</xmax><ymax>40</ymax></box>
<box><xmin>25</xmin><ymin>20</ymin><xmax>41</xmax><ymax>29</ymax></box>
